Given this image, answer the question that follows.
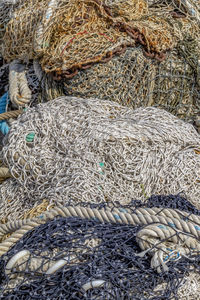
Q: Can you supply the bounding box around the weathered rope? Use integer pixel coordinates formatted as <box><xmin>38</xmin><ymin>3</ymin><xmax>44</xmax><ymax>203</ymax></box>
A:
<box><xmin>1</xmin><ymin>205</ymin><xmax>200</xmax><ymax>272</ymax></box>
<box><xmin>0</xmin><ymin>109</ymin><xmax>23</xmax><ymax>121</ymax></box>
<box><xmin>9</xmin><ymin>60</ymin><xmax>32</xmax><ymax>107</ymax></box>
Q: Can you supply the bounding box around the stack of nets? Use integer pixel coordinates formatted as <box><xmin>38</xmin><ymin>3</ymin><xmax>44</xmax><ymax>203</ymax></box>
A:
<box><xmin>1</xmin><ymin>0</ymin><xmax>199</xmax><ymax>75</ymax></box>
<box><xmin>1</xmin><ymin>194</ymin><xmax>200</xmax><ymax>299</ymax></box>
<box><xmin>0</xmin><ymin>0</ymin><xmax>199</xmax><ymax>125</ymax></box>
<box><xmin>0</xmin><ymin>96</ymin><xmax>199</xmax><ymax>222</ymax></box>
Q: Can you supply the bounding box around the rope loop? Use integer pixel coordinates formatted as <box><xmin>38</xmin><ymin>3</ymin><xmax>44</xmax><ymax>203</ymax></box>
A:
<box><xmin>1</xmin><ymin>204</ymin><xmax>200</xmax><ymax>273</ymax></box>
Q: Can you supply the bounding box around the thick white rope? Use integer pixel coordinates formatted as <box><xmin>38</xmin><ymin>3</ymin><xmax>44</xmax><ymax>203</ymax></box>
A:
<box><xmin>1</xmin><ymin>205</ymin><xmax>200</xmax><ymax>273</ymax></box>
<box><xmin>9</xmin><ymin>60</ymin><xmax>32</xmax><ymax>107</ymax></box>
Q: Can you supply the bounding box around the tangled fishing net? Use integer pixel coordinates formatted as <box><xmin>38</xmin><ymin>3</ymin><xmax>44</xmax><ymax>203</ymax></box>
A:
<box><xmin>0</xmin><ymin>96</ymin><xmax>199</xmax><ymax>222</ymax></box>
<box><xmin>0</xmin><ymin>0</ymin><xmax>199</xmax><ymax>127</ymax></box>
<box><xmin>0</xmin><ymin>0</ymin><xmax>196</xmax><ymax>69</ymax></box>
<box><xmin>0</xmin><ymin>2</ymin><xmax>200</xmax><ymax>297</ymax></box>
<box><xmin>64</xmin><ymin>46</ymin><xmax>200</xmax><ymax>126</ymax></box>
<box><xmin>1</xmin><ymin>194</ymin><xmax>200</xmax><ymax>299</ymax></box>
<box><xmin>1</xmin><ymin>0</ymin><xmax>199</xmax><ymax>74</ymax></box>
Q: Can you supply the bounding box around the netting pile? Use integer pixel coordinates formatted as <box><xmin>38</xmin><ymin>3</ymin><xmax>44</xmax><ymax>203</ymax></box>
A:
<box><xmin>1</xmin><ymin>194</ymin><xmax>200</xmax><ymax>299</ymax></box>
<box><xmin>0</xmin><ymin>2</ymin><xmax>200</xmax><ymax>298</ymax></box>
<box><xmin>0</xmin><ymin>0</ymin><xmax>199</xmax><ymax>125</ymax></box>
<box><xmin>1</xmin><ymin>0</ymin><xmax>199</xmax><ymax>74</ymax></box>
<box><xmin>64</xmin><ymin>46</ymin><xmax>200</xmax><ymax>125</ymax></box>
<box><xmin>0</xmin><ymin>96</ymin><xmax>199</xmax><ymax>222</ymax></box>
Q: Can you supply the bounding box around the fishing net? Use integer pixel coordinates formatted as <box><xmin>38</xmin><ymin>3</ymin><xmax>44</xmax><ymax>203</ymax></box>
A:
<box><xmin>64</xmin><ymin>46</ymin><xmax>200</xmax><ymax>126</ymax></box>
<box><xmin>0</xmin><ymin>96</ymin><xmax>200</xmax><ymax>222</ymax></box>
<box><xmin>0</xmin><ymin>0</ymin><xmax>199</xmax><ymax>77</ymax></box>
<box><xmin>0</xmin><ymin>59</ymin><xmax>8</xmax><ymax>98</ymax></box>
<box><xmin>0</xmin><ymin>2</ymin><xmax>199</xmax><ymax>298</ymax></box>
<box><xmin>1</xmin><ymin>194</ymin><xmax>200</xmax><ymax>299</ymax></box>
<box><xmin>0</xmin><ymin>1</ymin><xmax>199</xmax><ymax>127</ymax></box>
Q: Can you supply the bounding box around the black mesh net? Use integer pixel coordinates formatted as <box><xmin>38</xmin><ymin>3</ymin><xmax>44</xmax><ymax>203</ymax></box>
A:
<box><xmin>1</xmin><ymin>194</ymin><xmax>200</xmax><ymax>300</ymax></box>
<box><xmin>0</xmin><ymin>59</ymin><xmax>8</xmax><ymax>98</ymax></box>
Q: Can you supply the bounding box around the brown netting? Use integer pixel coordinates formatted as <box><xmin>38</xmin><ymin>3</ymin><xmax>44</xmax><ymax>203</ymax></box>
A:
<box><xmin>0</xmin><ymin>1</ymin><xmax>199</xmax><ymax>128</ymax></box>
<box><xmin>63</xmin><ymin>46</ymin><xmax>200</xmax><ymax>124</ymax></box>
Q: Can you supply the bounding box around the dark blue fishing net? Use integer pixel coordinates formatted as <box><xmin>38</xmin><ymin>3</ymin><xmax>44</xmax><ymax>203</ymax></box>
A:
<box><xmin>0</xmin><ymin>194</ymin><xmax>200</xmax><ymax>300</ymax></box>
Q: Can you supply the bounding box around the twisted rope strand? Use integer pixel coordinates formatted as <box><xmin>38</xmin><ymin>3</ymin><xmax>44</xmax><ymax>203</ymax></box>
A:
<box><xmin>0</xmin><ymin>110</ymin><xmax>23</xmax><ymax>120</ymax></box>
<box><xmin>9</xmin><ymin>61</ymin><xmax>32</xmax><ymax>107</ymax></box>
<box><xmin>1</xmin><ymin>205</ymin><xmax>200</xmax><ymax>257</ymax></box>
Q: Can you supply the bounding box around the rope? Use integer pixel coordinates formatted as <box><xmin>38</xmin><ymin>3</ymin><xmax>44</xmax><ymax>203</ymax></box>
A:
<box><xmin>9</xmin><ymin>60</ymin><xmax>32</xmax><ymax>107</ymax></box>
<box><xmin>0</xmin><ymin>110</ymin><xmax>23</xmax><ymax>121</ymax></box>
<box><xmin>34</xmin><ymin>0</ymin><xmax>58</xmax><ymax>52</ymax></box>
<box><xmin>1</xmin><ymin>205</ymin><xmax>200</xmax><ymax>272</ymax></box>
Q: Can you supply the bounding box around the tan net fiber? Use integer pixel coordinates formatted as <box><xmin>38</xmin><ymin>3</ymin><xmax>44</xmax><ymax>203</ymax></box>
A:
<box><xmin>0</xmin><ymin>2</ymin><xmax>200</xmax><ymax>299</ymax></box>
<box><xmin>0</xmin><ymin>0</ymin><xmax>199</xmax><ymax>127</ymax></box>
<box><xmin>64</xmin><ymin>46</ymin><xmax>200</xmax><ymax>125</ymax></box>
<box><xmin>0</xmin><ymin>0</ymin><xmax>199</xmax><ymax>78</ymax></box>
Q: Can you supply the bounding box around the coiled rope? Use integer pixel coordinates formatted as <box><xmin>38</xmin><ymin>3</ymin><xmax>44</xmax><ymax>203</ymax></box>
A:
<box><xmin>9</xmin><ymin>60</ymin><xmax>32</xmax><ymax>107</ymax></box>
<box><xmin>1</xmin><ymin>205</ymin><xmax>200</xmax><ymax>272</ymax></box>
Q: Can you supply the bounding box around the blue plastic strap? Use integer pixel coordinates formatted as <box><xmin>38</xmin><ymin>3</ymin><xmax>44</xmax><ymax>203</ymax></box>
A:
<box><xmin>0</xmin><ymin>92</ymin><xmax>10</xmax><ymax>135</ymax></box>
<box><xmin>0</xmin><ymin>121</ymin><xmax>10</xmax><ymax>135</ymax></box>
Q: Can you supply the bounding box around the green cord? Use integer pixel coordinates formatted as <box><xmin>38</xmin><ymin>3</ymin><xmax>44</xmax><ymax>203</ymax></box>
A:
<box><xmin>26</xmin><ymin>132</ymin><xmax>35</xmax><ymax>142</ymax></box>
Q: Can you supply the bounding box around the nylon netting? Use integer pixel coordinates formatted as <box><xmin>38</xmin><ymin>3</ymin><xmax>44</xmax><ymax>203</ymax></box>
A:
<box><xmin>0</xmin><ymin>0</ymin><xmax>199</xmax><ymax>128</ymax></box>
<box><xmin>0</xmin><ymin>59</ymin><xmax>8</xmax><ymax>98</ymax></box>
<box><xmin>64</xmin><ymin>46</ymin><xmax>200</xmax><ymax>126</ymax></box>
<box><xmin>0</xmin><ymin>0</ymin><xmax>199</xmax><ymax>76</ymax></box>
<box><xmin>0</xmin><ymin>2</ymin><xmax>200</xmax><ymax>298</ymax></box>
<box><xmin>1</xmin><ymin>194</ymin><xmax>200</xmax><ymax>299</ymax></box>
<box><xmin>0</xmin><ymin>97</ymin><xmax>199</xmax><ymax>223</ymax></box>
<box><xmin>0</xmin><ymin>0</ymin><xmax>197</xmax><ymax>67</ymax></box>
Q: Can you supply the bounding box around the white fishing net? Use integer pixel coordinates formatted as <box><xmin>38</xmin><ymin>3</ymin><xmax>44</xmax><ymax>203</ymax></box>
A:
<box><xmin>0</xmin><ymin>96</ymin><xmax>199</xmax><ymax>222</ymax></box>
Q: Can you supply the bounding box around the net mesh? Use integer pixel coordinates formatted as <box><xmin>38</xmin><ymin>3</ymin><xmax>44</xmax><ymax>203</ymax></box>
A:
<box><xmin>0</xmin><ymin>96</ymin><xmax>200</xmax><ymax>222</ymax></box>
<box><xmin>0</xmin><ymin>1</ymin><xmax>199</xmax><ymax>127</ymax></box>
<box><xmin>1</xmin><ymin>194</ymin><xmax>200</xmax><ymax>299</ymax></box>
<box><xmin>0</xmin><ymin>0</ymin><xmax>199</xmax><ymax>76</ymax></box>
<box><xmin>64</xmin><ymin>46</ymin><xmax>200</xmax><ymax>125</ymax></box>
<box><xmin>0</xmin><ymin>2</ymin><xmax>200</xmax><ymax>297</ymax></box>
<box><xmin>0</xmin><ymin>59</ymin><xmax>8</xmax><ymax>97</ymax></box>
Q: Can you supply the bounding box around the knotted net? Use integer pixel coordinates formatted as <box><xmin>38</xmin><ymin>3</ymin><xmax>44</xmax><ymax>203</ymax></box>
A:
<box><xmin>64</xmin><ymin>46</ymin><xmax>200</xmax><ymax>126</ymax></box>
<box><xmin>1</xmin><ymin>195</ymin><xmax>200</xmax><ymax>299</ymax></box>
<box><xmin>0</xmin><ymin>0</ymin><xmax>199</xmax><ymax>77</ymax></box>
<box><xmin>0</xmin><ymin>96</ymin><xmax>199</xmax><ymax>223</ymax></box>
<box><xmin>0</xmin><ymin>0</ymin><xmax>199</xmax><ymax>127</ymax></box>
